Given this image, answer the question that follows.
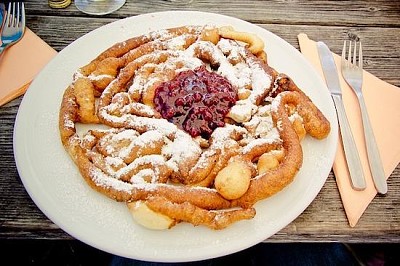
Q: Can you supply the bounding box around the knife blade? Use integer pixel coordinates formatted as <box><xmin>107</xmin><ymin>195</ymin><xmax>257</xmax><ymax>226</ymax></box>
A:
<box><xmin>317</xmin><ymin>41</ymin><xmax>366</xmax><ymax>190</ymax></box>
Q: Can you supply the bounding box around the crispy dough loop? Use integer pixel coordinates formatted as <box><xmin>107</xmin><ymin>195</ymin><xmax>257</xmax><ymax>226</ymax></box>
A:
<box><xmin>232</xmin><ymin>92</ymin><xmax>304</xmax><ymax>208</ymax></box>
<box><xmin>74</xmin><ymin>77</ymin><xmax>99</xmax><ymax>124</ymax></box>
<box><xmin>99</xmin><ymin>52</ymin><xmax>170</xmax><ymax>111</ymax></box>
<box><xmin>273</xmin><ymin>74</ymin><xmax>331</xmax><ymax>139</ymax></box>
<box><xmin>79</xmin><ymin>26</ymin><xmax>200</xmax><ymax>77</ymax></box>
<box><xmin>59</xmin><ymin>25</ymin><xmax>331</xmax><ymax>230</ymax></box>
<box><xmin>219</xmin><ymin>26</ymin><xmax>265</xmax><ymax>56</ymax></box>
<box><xmin>145</xmin><ymin>196</ymin><xmax>256</xmax><ymax>230</ymax></box>
<box><xmin>233</xmin><ymin>89</ymin><xmax>330</xmax><ymax>208</ymax></box>
<box><xmin>59</xmin><ymin>85</ymin><xmax>78</xmax><ymax>145</ymax></box>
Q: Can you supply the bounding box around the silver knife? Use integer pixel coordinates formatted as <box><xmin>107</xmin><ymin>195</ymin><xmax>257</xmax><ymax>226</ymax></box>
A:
<box><xmin>317</xmin><ymin>41</ymin><xmax>366</xmax><ymax>190</ymax></box>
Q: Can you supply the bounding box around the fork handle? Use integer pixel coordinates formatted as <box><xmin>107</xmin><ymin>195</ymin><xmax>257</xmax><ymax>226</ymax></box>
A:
<box><xmin>357</xmin><ymin>93</ymin><xmax>388</xmax><ymax>194</ymax></box>
<box><xmin>332</xmin><ymin>95</ymin><xmax>366</xmax><ymax>190</ymax></box>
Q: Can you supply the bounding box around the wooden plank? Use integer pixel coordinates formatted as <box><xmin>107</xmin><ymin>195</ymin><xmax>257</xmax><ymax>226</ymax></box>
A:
<box><xmin>1</xmin><ymin>0</ymin><xmax>399</xmax><ymax>242</ymax></box>
<box><xmin>1</xmin><ymin>98</ymin><xmax>399</xmax><ymax>241</ymax></box>
<box><xmin>1</xmin><ymin>168</ymin><xmax>398</xmax><ymax>241</ymax></box>
<box><xmin>25</xmin><ymin>0</ymin><xmax>400</xmax><ymax>27</ymax></box>
<box><xmin>258</xmin><ymin>24</ymin><xmax>400</xmax><ymax>87</ymax></box>
<box><xmin>26</xmin><ymin>15</ymin><xmax>400</xmax><ymax>87</ymax></box>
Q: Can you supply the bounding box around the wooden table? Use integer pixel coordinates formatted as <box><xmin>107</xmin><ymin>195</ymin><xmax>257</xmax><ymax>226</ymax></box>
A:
<box><xmin>1</xmin><ymin>0</ymin><xmax>399</xmax><ymax>244</ymax></box>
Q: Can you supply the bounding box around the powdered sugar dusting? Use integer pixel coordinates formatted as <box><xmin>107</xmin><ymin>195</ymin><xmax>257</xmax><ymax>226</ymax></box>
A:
<box><xmin>90</xmin><ymin>166</ymin><xmax>133</xmax><ymax>193</ymax></box>
<box><xmin>162</xmin><ymin>130</ymin><xmax>202</xmax><ymax>172</ymax></box>
<box><xmin>67</xmin><ymin>25</ymin><xmax>293</xmax><ymax>214</ymax></box>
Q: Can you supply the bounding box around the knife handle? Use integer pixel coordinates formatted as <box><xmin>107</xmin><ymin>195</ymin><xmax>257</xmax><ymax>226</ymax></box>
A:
<box><xmin>332</xmin><ymin>95</ymin><xmax>366</xmax><ymax>190</ymax></box>
<box><xmin>357</xmin><ymin>93</ymin><xmax>388</xmax><ymax>194</ymax></box>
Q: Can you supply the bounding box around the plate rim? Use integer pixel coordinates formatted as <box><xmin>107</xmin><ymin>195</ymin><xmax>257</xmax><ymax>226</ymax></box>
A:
<box><xmin>13</xmin><ymin>10</ymin><xmax>338</xmax><ymax>263</ymax></box>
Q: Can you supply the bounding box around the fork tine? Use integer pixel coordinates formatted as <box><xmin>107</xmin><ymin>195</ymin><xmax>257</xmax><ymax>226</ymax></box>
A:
<box><xmin>341</xmin><ymin>40</ymin><xmax>347</xmax><ymax>66</ymax></box>
<box><xmin>17</xmin><ymin>2</ymin><xmax>22</xmax><ymax>26</ymax></box>
<box><xmin>358</xmin><ymin>42</ymin><xmax>363</xmax><ymax>69</ymax></box>
<box><xmin>21</xmin><ymin>2</ymin><xmax>25</xmax><ymax>27</ymax></box>
<box><xmin>348</xmin><ymin>41</ymin><xmax>352</xmax><ymax>65</ymax></box>
<box><xmin>0</xmin><ymin>2</ymin><xmax>26</xmax><ymax>56</ymax></box>
<box><xmin>342</xmin><ymin>41</ymin><xmax>350</xmax><ymax>67</ymax></box>
<box><xmin>5</xmin><ymin>2</ymin><xmax>25</xmax><ymax>28</ymax></box>
<box><xmin>16</xmin><ymin>2</ymin><xmax>20</xmax><ymax>27</ymax></box>
<box><xmin>5</xmin><ymin>2</ymin><xmax>11</xmax><ymax>26</ymax></box>
<box><xmin>352</xmin><ymin>41</ymin><xmax>357</xmax><ymax>65</ymax></box>
<box><xmin>11</xmin><ymin>2</ymin><xmax>16</xmax><ymax>27</ymax></box>
<box><xmin>6</xmin><ymin>2</ymin><xmax>16</xmax><ymax>27</ymax></box>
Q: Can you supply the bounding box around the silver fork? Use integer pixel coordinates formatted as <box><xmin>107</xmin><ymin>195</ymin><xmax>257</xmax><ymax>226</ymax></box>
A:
<box><xmin>341</xmin><ymin>40</ymin><xmax>387</xmax><ymax>194</ymax></box>
<box><xmin>0</xmin><ymin>2</ymin><xmax>25</xmax><ymax>56</ymax></box>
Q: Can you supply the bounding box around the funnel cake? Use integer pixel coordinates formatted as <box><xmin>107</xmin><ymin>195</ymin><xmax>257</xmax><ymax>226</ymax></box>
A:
<box><xmin>59</xmin><ymin>25</ymin><xmax>330</xmax><ymax>230</ymax></box>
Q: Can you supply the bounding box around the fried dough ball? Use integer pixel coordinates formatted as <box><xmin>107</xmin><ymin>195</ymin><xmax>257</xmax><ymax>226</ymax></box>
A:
<box><xmin>127</xmin><ymin>201</ymin><xmax>176</xmax><ymax>230</ymax></box>
<box><xmin>257</xmin><ymin>153</ymin><xmax>279</xmax><ymax>174</ymax></box>
<box><xmin>214</xmin><ymin>160</ymin><xmax>252</xmax><ymax>200</ymax></box>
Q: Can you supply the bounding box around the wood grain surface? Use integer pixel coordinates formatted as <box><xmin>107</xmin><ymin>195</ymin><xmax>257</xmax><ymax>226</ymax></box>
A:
<box><xmin>0</xmin><ymin>0</ymin><xmax>399</xmax><ymax>243</ymax></box>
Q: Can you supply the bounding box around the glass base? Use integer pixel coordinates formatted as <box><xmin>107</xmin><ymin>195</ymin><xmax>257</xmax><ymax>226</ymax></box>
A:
<box><xmin>75</xmin><ymin>0</ymin><xmax>126</xmax><ymax>15</ymax></box>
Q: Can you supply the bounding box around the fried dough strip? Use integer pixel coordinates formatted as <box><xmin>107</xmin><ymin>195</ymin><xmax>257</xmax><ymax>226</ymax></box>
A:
<box><xmin>233</xmin><ymin>90</ymin><xmax>330</xmax><ymax>208</ymax></box>
<box><xmin>88</xmin><ymin>151</ymin><xmax>126</xmax><ymax>177</ymax></box>
<box><xmin>233</xmin><ymin>92</ymin><xmax>304</xmax><ymax>208</ymax></box>
<box><xmin>242</xmin><ymin>50</ymin><xmax>277</xmax><ymax>105</ymax></box>
<box><xmin>241</xmin><ymin>140</ymin><xmax>282</xmax><ymax>162</ymax></box>
<box><xmin>218</xmin><ymin>26</ymin><xmax>264</xmax><ymax>55</ymax></box>
<box><xmin>273</xmin><ymin>75</ymin><xmax>331</xmax><ymax>139</ymax></box>
<box><xmin>79</xmin><ymin>35</ymin><xmax>151</xmax><ymax>76</ymax></box>
<box><xmin>79</xmin><ymin>26</ymin><xmax>201</xmax><ymax>76</ymax></box>
<box><xmin>66</xmin><ymin>138</ymin><xmax>233</xmax><ymax>209</ymax></box>
<box><xmin>117</xmin><ymin>155</ymin><xmax>172</xmax><ymax>183</ymax></box>
<box><xmin>90</xmin><ymin>57</ymin><xmax>125</xmax><ymax>91</ymax></box>
<box><xmin>145</xmin><ymin>196</ymin><xmax>256</xmax><ymax>230</ymax></box>
<box><xmin>59</xmin><ymin>85</ymin><xmax>78</xmax><ymax>146</ymax></box>
<box><xmin>184</xmin><ymin>126</ymin><xmax>246</xmax><ymax>185</ymax></box>
<box><xmin>58</xmin><ymin>25</ymin><xmax>332</xmax><ymax>231</ymax></box>
<box><xmin>193</xmin><ymin>142</ymin><xmax>240</xmax><ymax>187</ymax></box>
<box><xmin>98</xmin><ymin>52</ymin><xmax>170</xmax><ymax>110</ymax></box>
<box><xmin>74</xmin><ymin>77</ymin><xmax>99</xmax><ymax>124</ymax></box>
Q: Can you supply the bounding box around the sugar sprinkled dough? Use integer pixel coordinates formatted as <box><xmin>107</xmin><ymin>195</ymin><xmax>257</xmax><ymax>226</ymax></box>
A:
<box><xmin>59</xmin><ymin>25</ymin><xmax>330</xmax><ymax>230</ymax></box>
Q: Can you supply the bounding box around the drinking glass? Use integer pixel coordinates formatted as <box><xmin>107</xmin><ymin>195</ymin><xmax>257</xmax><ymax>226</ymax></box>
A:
<box><xmin>75</xmin><ymin>0</ymin><xmax>126</xmax><ymax>15</ymax></box>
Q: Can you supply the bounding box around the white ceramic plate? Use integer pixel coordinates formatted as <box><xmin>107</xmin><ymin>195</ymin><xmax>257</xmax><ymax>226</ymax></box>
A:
<box><xmin>14</xmin><ymin>11</ymin><xmax>338</xmax><ymax>263</ymax></box>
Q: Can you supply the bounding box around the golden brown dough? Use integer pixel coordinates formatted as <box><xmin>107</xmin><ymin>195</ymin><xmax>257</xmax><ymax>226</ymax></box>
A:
<box><xmin>214</xmin><ymin>160</ymin><xmax>252</xmax><ymax>200</ymax></box>
<box><xmin>59</xmin><ymin>25</ymin><xmax>330</xmax><ymax>230</ymax></box>
<box><xmin>145</xmin><ymin>196</ymin><xmax>256</xmax><ymax>230</ymax></box>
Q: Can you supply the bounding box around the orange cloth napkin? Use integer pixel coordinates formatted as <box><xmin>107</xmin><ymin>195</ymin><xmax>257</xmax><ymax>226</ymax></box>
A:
<box><xmin>0</xmin><ymin>28</ymin><xmax>57</xmax><ymax>106</ymax></box>
<box><xmin>298</xmin><ymin>33</ymin><xmax>400</xmax><ymax>227</ymax></box>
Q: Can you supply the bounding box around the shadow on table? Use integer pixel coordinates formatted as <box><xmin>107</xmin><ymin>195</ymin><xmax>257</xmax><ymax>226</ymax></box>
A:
<box><xmin>1</xmin><ymin>239</ymin><xmax>399</xmax><ymax>265</ymax></box>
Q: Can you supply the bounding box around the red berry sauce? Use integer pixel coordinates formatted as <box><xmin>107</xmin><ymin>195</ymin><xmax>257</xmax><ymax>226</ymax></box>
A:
<box><xmin>153</xmin><ymin>66</ymin><xmax>237</xmax><ymax>139</ymax></box>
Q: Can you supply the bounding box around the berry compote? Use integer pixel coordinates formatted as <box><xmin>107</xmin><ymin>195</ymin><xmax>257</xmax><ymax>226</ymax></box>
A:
<box><xmin>153</xmin><ymin>66</ymin><xmax>237</xmax><ymax>139</ymax></box>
